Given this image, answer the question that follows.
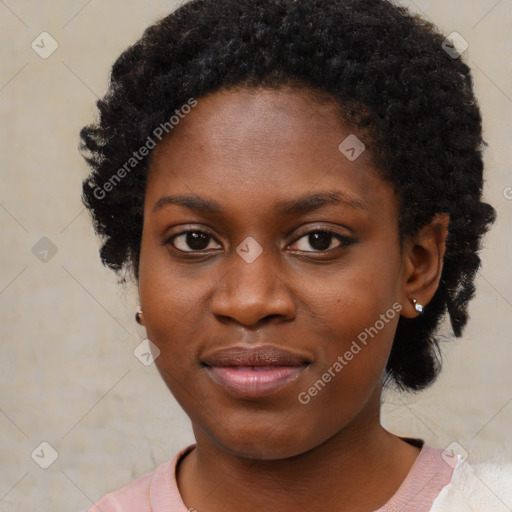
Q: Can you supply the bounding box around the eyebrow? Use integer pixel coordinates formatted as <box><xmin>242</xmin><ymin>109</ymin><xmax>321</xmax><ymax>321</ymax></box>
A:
<box><xmin>152</xmin><ymin>190</ymin><xmax>367</xmax><ymax>215</ymax></box>
<box><xmin>152</xmin><ymin>194</ymin><xmax>221</xmax><ymax>214</ymax></box>
<box><xmin>274</xmin><ymin>190</ymin><xmax>367</xmax><ymax>215</ymax></box>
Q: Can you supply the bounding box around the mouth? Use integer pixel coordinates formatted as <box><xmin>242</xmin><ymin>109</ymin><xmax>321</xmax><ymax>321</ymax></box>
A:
<box><xmin>201</xmin><ymin>345</ymin><xmax>310</xmax><ymax>399</ymax></box>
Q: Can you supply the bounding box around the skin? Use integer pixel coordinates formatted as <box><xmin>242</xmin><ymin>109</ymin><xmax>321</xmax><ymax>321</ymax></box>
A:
<box><xmin>137</xmin><ymin>86</ymin><xmax>449</xmax><ymax>512</ymax></box>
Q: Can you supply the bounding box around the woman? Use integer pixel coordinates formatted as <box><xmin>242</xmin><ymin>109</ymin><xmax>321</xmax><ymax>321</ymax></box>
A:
<box><xmin>80</xmin><ymin>0</ymin><xmax>510</xmax><ymax>510</ymax></box>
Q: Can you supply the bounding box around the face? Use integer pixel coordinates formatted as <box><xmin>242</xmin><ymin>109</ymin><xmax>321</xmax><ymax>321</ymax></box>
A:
<box><xmin>138</xmin><ymin>87</ymin><xmax>406</xmax><ymax>460</ymax></box>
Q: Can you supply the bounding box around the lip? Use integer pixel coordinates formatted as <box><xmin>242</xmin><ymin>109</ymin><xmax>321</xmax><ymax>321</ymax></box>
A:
<box><xmin>201</xmin><ymin>345</ymin><xmax>310</xmax><ymax>398</ymax></box>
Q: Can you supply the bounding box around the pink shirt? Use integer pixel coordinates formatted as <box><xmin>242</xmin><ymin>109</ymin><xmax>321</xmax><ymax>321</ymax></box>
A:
<box><xmin>88</xmin><ymin>442</ymin><xmax>453</xmax><ymax>512</ymax></box>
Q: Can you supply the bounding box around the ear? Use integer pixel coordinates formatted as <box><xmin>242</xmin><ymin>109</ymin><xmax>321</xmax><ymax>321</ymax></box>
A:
<box><xmin>399</xmin><ymin>213</ymin><xmax>450</xmax><ymax>318</ymax></box>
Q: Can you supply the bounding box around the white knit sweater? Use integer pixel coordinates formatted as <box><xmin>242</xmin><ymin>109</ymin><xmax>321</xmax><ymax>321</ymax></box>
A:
<box><xmin>431</xmin><ymin>457</ymin><xmax>512</xmax><ymax>511</ymax></box>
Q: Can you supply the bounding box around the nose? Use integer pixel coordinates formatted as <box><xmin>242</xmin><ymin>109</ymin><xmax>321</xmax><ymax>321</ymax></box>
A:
<box><xmin>210</xmin><ymin>249</ymin><xmax>296</xmax><ymax>327</ymax></box>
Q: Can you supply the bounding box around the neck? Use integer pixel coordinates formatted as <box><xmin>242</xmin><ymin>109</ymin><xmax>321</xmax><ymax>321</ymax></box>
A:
<box><xmin>177</xmin><ymin>399</ymin><xmax>420</xmax><ymax>512</ymax></box>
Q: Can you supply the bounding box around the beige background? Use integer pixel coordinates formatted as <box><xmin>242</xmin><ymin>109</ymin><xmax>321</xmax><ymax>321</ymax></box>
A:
<box><xmin>0</xmin><ymin>1</ymin><xmax>511</xmax><ymax>511</ymax></box>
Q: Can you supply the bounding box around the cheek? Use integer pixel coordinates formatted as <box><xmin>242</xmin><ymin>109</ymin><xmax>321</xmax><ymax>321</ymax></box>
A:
<box><xmin>295</xmin><ymin>256</ymin><xmax>402</xmax><ymax>401</ymax></box>
<box><xmin>297</xmin><ymin>248</ymin><xmax>401</xmax><ymax>343</ymax></box>
<box><xmin>138</xmin><ymin>241</ymin><xmax>208</xmax><ymax>360</ymax></box>
<box><xmin>138</xmin><ymin>229</ymin><xmax>211</xmax><ymax>316</ymax></box>
<box><xmin>290</xmin><ymin>305</ymin><xmax>399</xmax><ymax>450</ymax></box>
<box><xmin>138</xmin><ymin>262</ymin><xmax>207</xmax><ymax>410</ymax></box>
<box><xmin>305</xmin><ymin>297</ymin><xmax>399</xmax><ymax>400</ymax></box>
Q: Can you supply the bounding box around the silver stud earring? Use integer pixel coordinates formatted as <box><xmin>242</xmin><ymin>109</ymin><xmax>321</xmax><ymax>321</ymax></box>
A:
<box><xmin>135</xmin><ymin>307</ymin><xmax>144</xmax><ymax>325</ymax></box>
<box><xmin>412</xmin><ymin>299</ymin><xmax>424</xmax><ymax>314</ymax></box>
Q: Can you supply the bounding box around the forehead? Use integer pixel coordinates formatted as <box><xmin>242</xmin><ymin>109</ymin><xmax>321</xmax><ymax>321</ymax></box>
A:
<box><xmin>146</xmin><ymin>86</ymin><xmax>396</xmax><ymax>219</ymax></box>
<box><xmin>151</xmin><ymin>86</ymin><xmax>348</xmax><ymax>162</ymax></box>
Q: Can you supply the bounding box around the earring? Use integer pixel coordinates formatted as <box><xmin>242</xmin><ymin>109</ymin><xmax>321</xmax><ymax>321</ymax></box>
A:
<box><xmin>412</xmin><ymin>299</ymin><xmax>424</xmax><ymax>314</ymax></box>
<box><xmin>135</xmin><ymin>307</ymin><xmax>144</xmax><ymax>325</ymax></box>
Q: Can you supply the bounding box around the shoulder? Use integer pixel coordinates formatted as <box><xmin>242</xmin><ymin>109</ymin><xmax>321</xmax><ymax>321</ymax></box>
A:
<box><xmin>87</xmin><ymin>445</ymin><xmax>195</xmax><ymax>512</ymax></box>
<box><xmin>87</xmin><ymin>468</ymin><xmax>156</xmax><ymax>512</ymax></box>
<box><xmin>430</xmin><ymin>458</ymin><xmax>512</xmax><ymax>512</ymax></box>
<box><xmin>87</xmin><ymin>463</ymin><xmax>168</xmax><ymax>512</ymax></box>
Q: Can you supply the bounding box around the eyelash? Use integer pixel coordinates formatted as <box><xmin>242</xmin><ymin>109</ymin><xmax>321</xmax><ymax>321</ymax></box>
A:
<box><xmin>290</xmin><ymin>229</ymin><xmax>355</xmax><ymax>253</ymax></box>
<box><xmin>163</xmin><ymin>228</ymin><xmax>355</xmax><ymax>254</ymax></box>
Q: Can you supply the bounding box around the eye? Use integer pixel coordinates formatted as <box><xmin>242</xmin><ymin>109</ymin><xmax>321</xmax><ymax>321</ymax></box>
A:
<box><xmin>166</xmin><ymin>230</ymin><xmax>221</xmax><ymax>252</ymax></box>
<box><xmin>289</xmin><ymin>230</ymin><xmax>353</xmax><ymax>252</ymax></box>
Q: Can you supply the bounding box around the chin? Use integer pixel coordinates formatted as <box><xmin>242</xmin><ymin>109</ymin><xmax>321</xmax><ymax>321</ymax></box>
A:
<box><xmin>215</xmin><ymin>436</ymin><xmax>308</xmax><ymax>460</ymax></box>
<box><xmin>198</xmin><ymin>415</ymin><xmax>332</xmax><ymax>461</ymax></box>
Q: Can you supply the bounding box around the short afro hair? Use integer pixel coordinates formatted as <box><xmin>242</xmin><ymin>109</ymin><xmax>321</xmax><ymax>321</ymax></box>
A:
<box><xmin>80</xmin><ymin>0</ymin><xmax>496</xmax><ymax>392</ymax></box>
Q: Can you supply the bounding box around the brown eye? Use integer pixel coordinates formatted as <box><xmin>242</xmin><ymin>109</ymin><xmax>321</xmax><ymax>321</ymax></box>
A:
<box><xmin>168</xmin><ymin>231</ymin><xmax>221</xmax><ymax>252</ymax></box>
<box><xmin>306</xmin><ymin>232</ymin><xmax>336</xmax><ymax>251</ymax></box>
<box><xmin>290</xmin><ymin>230</ymin><xmax>353</xmax><ymax>252</ymax></box>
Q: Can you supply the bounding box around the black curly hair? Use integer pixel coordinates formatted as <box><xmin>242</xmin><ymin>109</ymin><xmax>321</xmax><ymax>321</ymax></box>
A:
<box><xmin>80</xmin><ymin>0</ymin><xmax>496</xmax><ymax>392</ymax></box>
